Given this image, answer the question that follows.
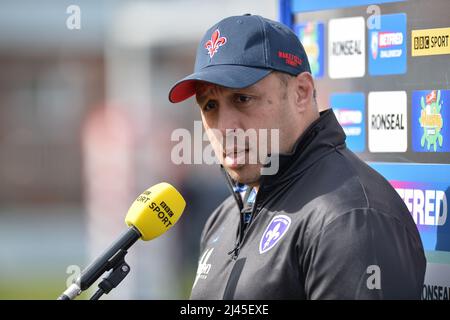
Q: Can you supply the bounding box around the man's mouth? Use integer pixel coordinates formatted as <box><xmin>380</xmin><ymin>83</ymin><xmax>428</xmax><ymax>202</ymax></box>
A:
<box><xmin>223</xmin><ymin>149</ymin><xmax>249</xmax><ymax>168</ymax></box>
<box><xmin>224</xmin><ymin>148</ymin><xmax>248</xmax><ymax>157</ymax></box>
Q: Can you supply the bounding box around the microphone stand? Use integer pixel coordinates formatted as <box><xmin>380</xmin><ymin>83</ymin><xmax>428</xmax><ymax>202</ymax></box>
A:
<box><xmin>57</xmin><ymin>226</ymin><xmax>141</xmax><ymax>300</ymax></box>
<box><xmin>89</xmin><ymin>249</ymin><xmax>130</xmax><ymax>300</ymax></box>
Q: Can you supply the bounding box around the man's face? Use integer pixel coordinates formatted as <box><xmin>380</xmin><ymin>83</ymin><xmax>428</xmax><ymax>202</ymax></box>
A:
<box><xmin>195</xmin><ymin>72</ymin><xmax>304</xmax><ymax>187</ymax></box>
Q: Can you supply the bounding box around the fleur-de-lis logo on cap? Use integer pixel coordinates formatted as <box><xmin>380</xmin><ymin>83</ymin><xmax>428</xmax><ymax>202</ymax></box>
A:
<box><xmin>205</xmin><ymin>29</ymin><xmax>227</xmax><ymax>58</ymax></box>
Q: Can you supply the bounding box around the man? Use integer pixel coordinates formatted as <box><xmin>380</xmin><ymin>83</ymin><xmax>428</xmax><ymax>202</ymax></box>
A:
<box><xmin>168</xmin><ymin>14</ymin><xmax>426</xmax><ymax>299</ymax></box>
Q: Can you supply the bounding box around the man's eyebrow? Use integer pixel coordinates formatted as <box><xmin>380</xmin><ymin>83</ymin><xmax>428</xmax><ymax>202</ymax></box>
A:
<box><xmin>195</xmin><ymin>93</ymin><xmax>207</xmax><ymax>106</ymax></box>
<box><xmin>195</xmin><ymin>84</ymin><xmax>255</xmax><ymax>106</ymax></box>
<box><xmin>195</xmin><ymin>83</ymin><xmax>211</xmax><ymax>106</ymax></box>
<box><xmin>195</xmin><ymin>84</ymin><xmax>219</xmax><ymax>105</ymax></box>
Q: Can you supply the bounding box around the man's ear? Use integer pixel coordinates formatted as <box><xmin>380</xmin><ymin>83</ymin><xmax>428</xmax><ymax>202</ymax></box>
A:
<box><xmin>293</xmin><ymin>72</ymin><xmax>315</xmax><ymax>113</ymax></box>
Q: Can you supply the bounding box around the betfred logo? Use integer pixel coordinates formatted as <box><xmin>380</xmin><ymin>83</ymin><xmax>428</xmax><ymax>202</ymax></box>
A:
<box><xmin>368</xmin><ymin>91</ymin><xmax>407</xmax><ymax>152</ymax></box>
<box><xmin>370</xmin><ymin>163</ymin><xmax>450</xmax><ymax>253</ymax></box>
<box><xmin>392</xmin><ymin>181</ymin><xmax>449</xmax><ymax>253</ymax></box>
<box><xmin>368</xmin><ymin>13</ymin><xmax>407</xmax><ymax>76</ymax></box>
<box><xmin>394</xmin><ymin>185</ymin><xmax>447</xmax><ymax>226</ymax></box>
<box><xmin>371</xmin><ymin>31</ymin><xmax>403</xmax><ymax>57</ymax></box>
<box><xmin>328</xmin><ymin>17</ymin><xmax>365</xmax><ymax>79</ymax></box>
<box><xmin>335</xmin><ymin>109</ymin><xmax>362</xmax><ymax>126</ymax></box>
<box><xmin>331</xmin><ymin>92</ymin><xmax>365</xmax><ymax>152</ymax></box>
<box><xmin>378</xmin><ymin>32</ymin><xmax>404</xmax><ymax>48</ymax></box>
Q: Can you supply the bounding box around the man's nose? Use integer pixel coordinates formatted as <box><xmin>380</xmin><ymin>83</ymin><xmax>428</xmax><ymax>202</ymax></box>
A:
<box><xmin>216</xmin><ymin>103</ymin><xmax>241</xmax><ymax>135</ymax></box>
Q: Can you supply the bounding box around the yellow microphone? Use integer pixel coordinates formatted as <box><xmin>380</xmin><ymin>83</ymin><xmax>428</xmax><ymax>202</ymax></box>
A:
<box><xmin>125</xmin><ymin>182</ymin><xmax>185</xmax><ymax>240</ymax></box>
<box><xmin>58</xmin><ymin>182</ymin><xmax>186</xmax><ymax>300</ymax></box>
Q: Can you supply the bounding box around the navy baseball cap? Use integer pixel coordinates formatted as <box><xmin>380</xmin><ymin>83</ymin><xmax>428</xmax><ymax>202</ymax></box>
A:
<box><xmin>168</xmin><ymin>14</ymin><xmax>311</xmax><ymax>103</ymax></box>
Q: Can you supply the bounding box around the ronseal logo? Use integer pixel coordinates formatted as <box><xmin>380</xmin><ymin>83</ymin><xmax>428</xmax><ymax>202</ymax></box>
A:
<box><xmin>332</xmin><ymin>40</ymin><xmax>362</xmax><ymax>56</ymax></box>
<box><xmin>422</xmin><ymin>263</ymin><xmax>450</xmax><ymax>300</ymax></box>
<box><xmin>371</xmin><ymin>114</ymin><xmax>405</xmax><ymax>130</ymax></box>
<box><xmin>412</xmin><ymin>27</ymin><xmax>450</xmax><ymax>56</ymax></box>
<box><xmin>368</xmin><ymin>91</ymin><xmax>407</xmax><ymax>152</ymax></box>
<box><xmin>329</xmin><ymin>17</ymin><xmax>365</xmax><ymax>79</ymax></box>
<box><xmin>331</xmin><ymin>92</ymin><xmax>365</xmax><ymax>152</ymax></box>
<box><xmin>369</xmin><ymin>13</ymin><xmax>407</xmax><ymax>75</ymax></box>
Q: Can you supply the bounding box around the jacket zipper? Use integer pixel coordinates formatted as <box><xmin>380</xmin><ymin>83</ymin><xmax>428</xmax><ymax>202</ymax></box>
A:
<box><xmin>220</xmin><ymin>166</ymin><xmax>268</xmax><ymax>260</ymax></box>
<box><xmin>228</xmin><ymin>188</ymin><xmax>262</xmax><ymax>260</ymax></box>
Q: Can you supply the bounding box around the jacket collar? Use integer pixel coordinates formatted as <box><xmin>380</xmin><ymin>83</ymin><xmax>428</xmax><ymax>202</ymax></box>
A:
<box><xmin>221</xmin><ymin>108</ymin><xmax>347</xmax><ymax>207</ymax></box>
<box><xmin>259</xmin><ymin>108</ymin><xmax>346</xmax><ymax>190</ymax></box>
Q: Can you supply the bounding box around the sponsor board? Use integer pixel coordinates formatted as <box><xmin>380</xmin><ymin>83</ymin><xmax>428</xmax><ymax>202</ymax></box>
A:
<box><xmin>328</xmin><ymin>17</ymin><xmax>365</xmax><ymax>79</ymax></box>
<box><xmin>412</xmin><ymin>27</ymin><xmax>450</xmax><ymax>57</ymax></box>
<box><xmin>369</xmin><ymin>163</ymin><xmax>450</xmax><ymax>253</ymax></box>
<box><xmin>295</xmin><ymin>22</ymin><xmax>325</xmax><ymax>78</ymax></box>
<box><xmin>292</xmin><ymin>0</ymin><xmax>405</xmax><ymax>13</ymax></box>
<box><xmin>331</xmin><ymin>93</ymin><xmax>365</xmax><ymax>152</ymax></box>
<box><xmin>422</xmin><ymin>262</ymin><xmax>450</xmax><ymax>300</ymax></box>
<box><xmin>369</xmin><ymin>13</ymin><xmax>407</xmax><ymax>76</ymax></box>
<box><xmin>412</xmin><ymin>89</ymin><xmax>449</xmax><ymax>152</ymax></box>
<box><xmin>368</xmin><ymin>91</ymin><xmax>407</xmax><ymax>152</ymax></box>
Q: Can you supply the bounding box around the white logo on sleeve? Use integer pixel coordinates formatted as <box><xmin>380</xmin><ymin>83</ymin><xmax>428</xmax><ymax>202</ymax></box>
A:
<box><xmin>193</xmin><ymin>248</ymin><xmax>214</xmax><ymax>288</ymax></box>
<box><xmin>259</xmin><ymin>215</ymin><xmax>291</xmax><ymax>254</ymax></box>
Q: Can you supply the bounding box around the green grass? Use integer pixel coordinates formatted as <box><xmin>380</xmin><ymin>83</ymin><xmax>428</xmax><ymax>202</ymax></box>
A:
<box><xmin>0</xmin><ymin>278</ymin><xmax>91</xmax><ymax>300</ymax></box>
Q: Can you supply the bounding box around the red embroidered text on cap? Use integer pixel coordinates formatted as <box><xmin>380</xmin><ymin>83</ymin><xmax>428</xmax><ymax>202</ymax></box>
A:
<box><xmin>278</xmin><ymin>51</ymin><xmax>303</xmax><ymax>67</ymax></box>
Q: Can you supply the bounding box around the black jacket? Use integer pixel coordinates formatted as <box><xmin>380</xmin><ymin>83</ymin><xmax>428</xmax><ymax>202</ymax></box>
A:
<box><xmin>190</xmin><ymin>109</ymin><xmax>426</xmax><ymax>300</ymax></box>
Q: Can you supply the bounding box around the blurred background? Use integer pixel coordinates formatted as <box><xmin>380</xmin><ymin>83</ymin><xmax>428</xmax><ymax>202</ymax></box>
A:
<box><xmin>0</xmin><ymin>0</ymin><xmax>277</xmax><ymax>299</ymax></box>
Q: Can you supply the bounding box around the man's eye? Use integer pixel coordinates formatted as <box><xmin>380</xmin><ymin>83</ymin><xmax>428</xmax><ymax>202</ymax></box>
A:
<box><xmin>203</xmin><ymin>101</ymin><xmax>217</xmax><ymax>112</ymax></box>
<box><xmin>235</xmin><ymin>95</ymin><xmax>252</xmax><ymax>104</ymax></box>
